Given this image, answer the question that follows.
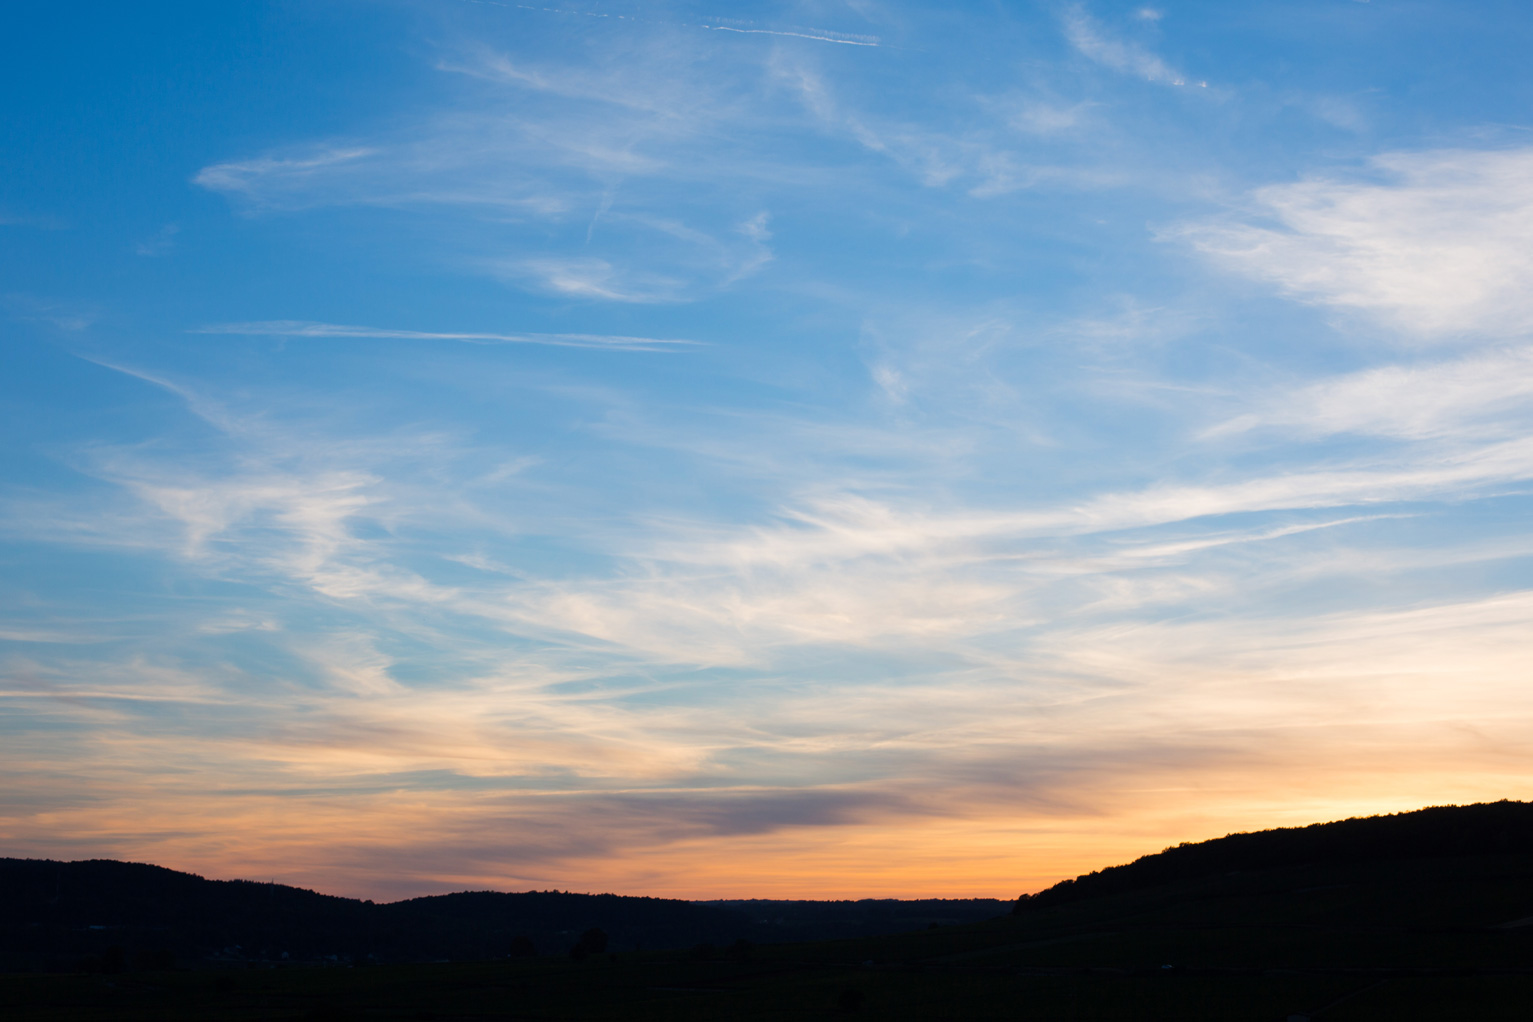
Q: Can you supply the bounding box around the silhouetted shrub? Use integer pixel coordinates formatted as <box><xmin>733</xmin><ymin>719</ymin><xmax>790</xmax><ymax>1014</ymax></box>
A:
<box><xmin>508</xmin><ymin>935</ymin><xmax>536</xmax><ymax>958</ymax></box>
<box><xmin>131</xmin><ymin>948</ymin><xmax>175</xmax><ymax>971</ymax></box>
<box><xmin>569</xmin><ymin>927</ymin><xmax>607</xmax><ymax>961</ymax></box>
<box><xmin>303</xmin><ymin>1006</ymin><xmax>363</xmax><ymax>1022</ymax></box>
<box><xmin>81</xmin><ymin>945</ymin><xmax>126</xmax><ymax>974</ymax></box>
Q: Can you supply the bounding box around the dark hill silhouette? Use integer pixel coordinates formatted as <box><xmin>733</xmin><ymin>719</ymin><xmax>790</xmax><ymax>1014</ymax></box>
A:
<box><xmin>6</xmin><ymin>802</ymin><xmax>1533</xmax><ymax>1019</ymax></box>
<box><xmin>1015</xmin><ymin>798</ymin><xmax>1533</xmax><ymax>912</ymax></box>
<box><xmin>0</xmin><ymin>858</ymin><xmax>1006</xmax><ymax>972</ymax></box>
<box><xmin>0</xmin><ymin>859</ymin><xmax>756</xmax><ymax>969</ymax></box>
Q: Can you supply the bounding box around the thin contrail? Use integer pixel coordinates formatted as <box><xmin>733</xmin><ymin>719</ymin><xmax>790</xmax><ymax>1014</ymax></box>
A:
<box><xmin>194</xmin><ymin>321</ymin><xmax>702</xmax><ymax>352</ymax></box>
<box><xmin>699</xmin><ymin>25</ymin><xmax>878</xmax><ymax>47</ymax></box>
<box><xmin>462</xmin><ymin>1</ymin><xmax>881</xmax><ymax>48</ymax></box>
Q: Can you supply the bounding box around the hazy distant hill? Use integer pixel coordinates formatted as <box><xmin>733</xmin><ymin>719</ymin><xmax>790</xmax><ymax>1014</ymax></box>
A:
<box><xmin>0</xmin><ymin>858</ymin><xmax>1006</xmax><ymax>971</ymax></box>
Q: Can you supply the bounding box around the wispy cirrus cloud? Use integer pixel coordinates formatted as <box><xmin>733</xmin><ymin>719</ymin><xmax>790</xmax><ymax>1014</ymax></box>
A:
<box><xmin>770</xmin><ymin>55</ymin><xmax>1071</xmax><ymax>197</ymax></box>
<box><xmin>1061</xmin><ymin>4</ymin><xmax>1202</xmax><ymax>87</ymax></box>
<box><xmin>1178</xmin><ymin>147</ymin><xmax>1533</xmax><ymax>338</ymax></box>
<box><xmin>134</xmin><ymin>223</ymin><xmax>180</xmax><ymax>257</ymax></box>
<box><xmin>2</xmin><ymin>294</ymin><xmax>97</xmax><ymax>332</ymax></box>
<box><xmin>498</xmin><ymin>257</ymin><xmax>691</xmax><ymax>303</ymax></box>
<box><xmin>1206</xmin><ymin>347</ymin><xmax>1533</xmax><ymax>442</ymax></box>
<box><xmin>193</xmin><ymin>41</ymin><xmax>783</xmax><ymax>301</ymax></box>
<box><xmin>193</xmin><ymin>146</ymin><xmax>382</xmax><ymax>203</ymax></box>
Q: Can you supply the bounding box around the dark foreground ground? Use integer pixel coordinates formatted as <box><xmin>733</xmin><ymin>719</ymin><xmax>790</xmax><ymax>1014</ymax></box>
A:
<box><xmin>6</xmin><ymin>849</ymin><xmax>1533</xmax><ymax>1020</ymax></box>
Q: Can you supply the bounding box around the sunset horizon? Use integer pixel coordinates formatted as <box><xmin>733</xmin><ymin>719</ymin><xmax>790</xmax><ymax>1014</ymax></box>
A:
<box><xmin>5</xmin><ymin>1</ymin><xmax>1533</xmax><ymax>909</ymax></box>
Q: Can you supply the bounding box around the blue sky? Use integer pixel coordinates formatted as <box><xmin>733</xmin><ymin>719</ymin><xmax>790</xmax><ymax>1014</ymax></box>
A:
<box><xmin>5</xmin><ymin>0</ymin><xmax>1533</xmax><ymax>899</ymax></box>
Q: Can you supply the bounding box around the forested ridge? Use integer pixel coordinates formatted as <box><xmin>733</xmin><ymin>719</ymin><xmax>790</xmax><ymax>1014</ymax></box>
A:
<box><xmin>1017</xmin><ymin>799</ymin><xmax>1533</xmax><ymax>911</ymax></box>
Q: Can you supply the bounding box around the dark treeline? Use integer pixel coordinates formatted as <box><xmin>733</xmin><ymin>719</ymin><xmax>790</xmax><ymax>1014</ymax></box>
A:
<box><xmin>1017</xmin><ymin>799</ymin><xmax>1533</xmax><ymax>912</ymax></box>
<box><xmin>0</xmin><ymin>859</ymin><xmax>1005</xmax><ymax>972</ymax></box>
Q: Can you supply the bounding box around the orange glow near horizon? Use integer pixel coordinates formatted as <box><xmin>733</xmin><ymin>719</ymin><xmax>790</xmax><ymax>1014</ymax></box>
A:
<box><xmin>6</xmin><ymin>710</ymin><xmax>1528</xmax><ymax>903</ymax></box>
<box><xmin>9</xmin><ymin>585</ymin><xmax>1533</xmax><ymax>902</ymax></box>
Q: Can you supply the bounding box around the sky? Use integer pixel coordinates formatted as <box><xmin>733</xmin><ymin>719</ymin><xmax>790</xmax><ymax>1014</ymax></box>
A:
<box><xmin>4</xmin><ymin>0</ymin><xmax>1533</xmax><ymax>902</ymax></box>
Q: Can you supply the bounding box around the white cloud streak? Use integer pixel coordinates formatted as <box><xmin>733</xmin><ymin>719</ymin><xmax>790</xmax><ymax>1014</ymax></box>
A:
<box><xmin>1208</xmin><ymin>347</ymin><xmax>1533</xmax><ymax>441</ymax></box>
<box><xmin>500</xmin><ymin>257</ymin><xmax>690</xmax><ymax>303</ymax></box>
<box><xmin>1061</xmin><ymin>4</ymin><xmax>1197</xmax><ymax>87</ymax></box>
<box><xmin>1180</xmin><ymin>148</ymin><xmax>1533</xmax><ymax>338</ymax></box>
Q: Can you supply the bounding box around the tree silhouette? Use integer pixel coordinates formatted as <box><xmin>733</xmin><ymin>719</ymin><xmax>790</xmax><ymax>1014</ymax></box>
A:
<box><xmin>568</xmin><ymin>927</ymin><xmax>607</xmax><ymax>961</ymax></box>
